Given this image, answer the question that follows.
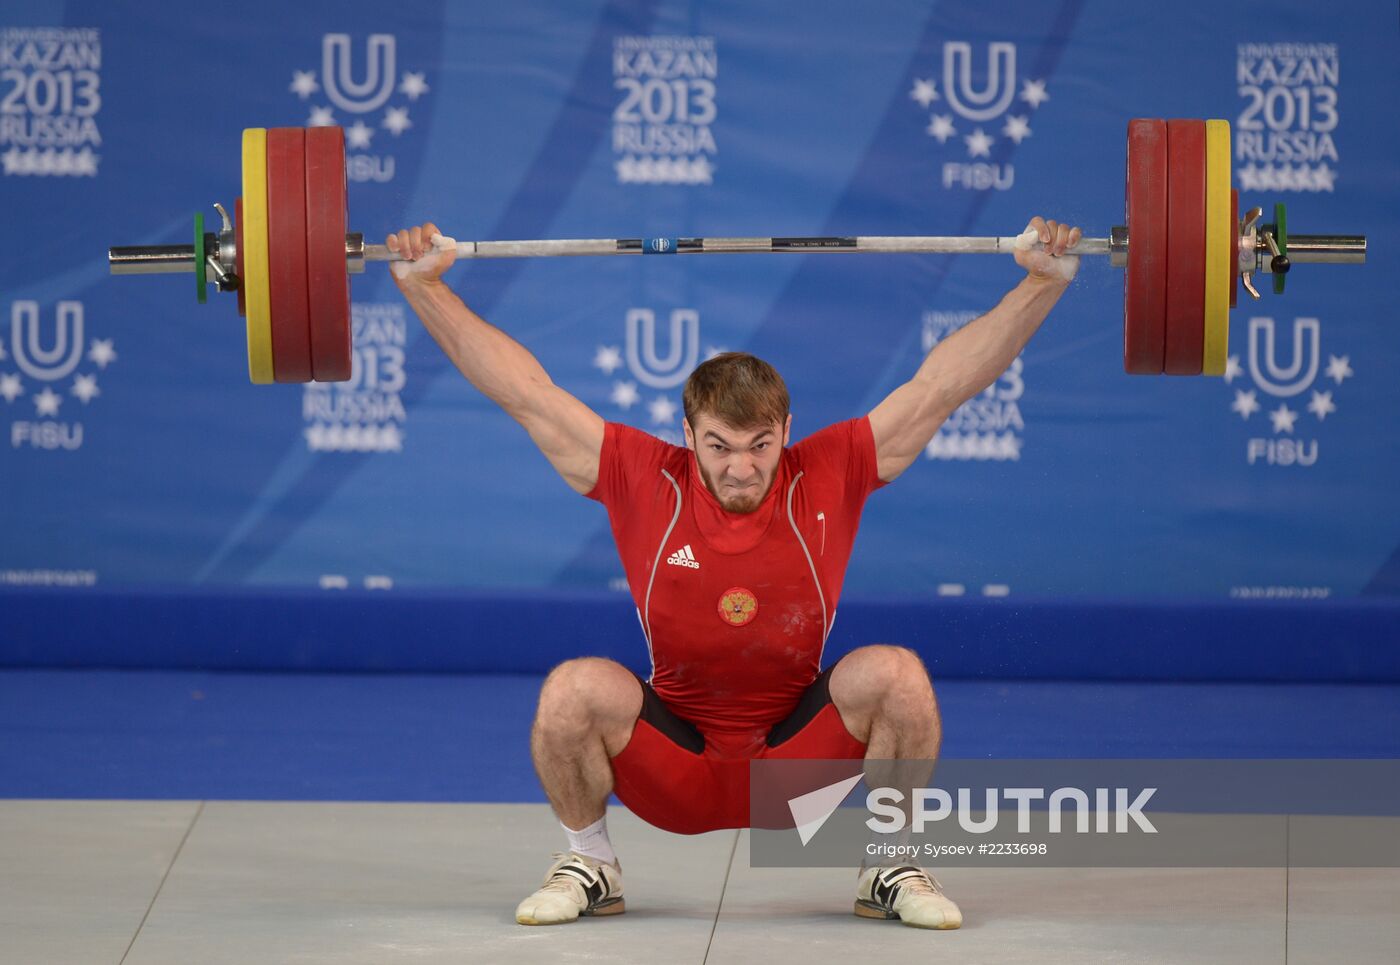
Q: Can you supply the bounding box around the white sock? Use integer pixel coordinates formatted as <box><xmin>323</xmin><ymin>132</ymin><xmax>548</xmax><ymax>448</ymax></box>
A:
<box><xmin>562</xmin><ymin>815</ymin><xmax>617</xmax><ymax>868</ymax></box>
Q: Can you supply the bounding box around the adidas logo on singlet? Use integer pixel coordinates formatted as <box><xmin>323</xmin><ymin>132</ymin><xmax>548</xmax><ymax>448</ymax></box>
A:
<box><xmin>666</xmin><ymin>544</ymin><xmax>700</xmax><ymax>569</ymax></box>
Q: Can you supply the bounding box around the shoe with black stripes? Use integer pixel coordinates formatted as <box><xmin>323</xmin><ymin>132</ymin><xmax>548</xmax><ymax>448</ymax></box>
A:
<box><xmin>515</xmin><ymin>852</ymin><xmax>625</xmax><ymax>925</ymax></box>
<box><xmin>855</xmin><ymin>865</ymin><xmax>962</xmax><ymax>929</ymax></box>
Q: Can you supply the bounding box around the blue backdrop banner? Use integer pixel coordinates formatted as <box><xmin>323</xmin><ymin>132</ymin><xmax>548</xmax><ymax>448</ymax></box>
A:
<box><xmin>2</xmin><ymin>1</ymin><xmax>1396</xmax><ymax>674</ymax></box>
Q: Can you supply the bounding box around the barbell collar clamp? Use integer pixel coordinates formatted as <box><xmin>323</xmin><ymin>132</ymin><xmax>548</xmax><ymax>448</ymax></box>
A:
<box><xmin>1263</xmin><ymin>229</ymin><xmax>1282</xmax><ymax>261</ymax></box>
<box><xmin>213</xmin><ymin>202</ymin><xmax>236</xmax><ymax>275</ymax></box>
<box><xmin>205</xmin><ymin>250</ymin><xmax>230</xmax><ymax>286</ymax></box>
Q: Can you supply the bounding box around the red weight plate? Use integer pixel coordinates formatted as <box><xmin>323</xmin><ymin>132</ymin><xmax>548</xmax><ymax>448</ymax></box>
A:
<box><xmin>1123</xmin><ymin>119</ymin><xmax>1168</xmax><ymax>374</ymax></box>
<box><xmin>305</xmin><ymin>126</ymin><xmax>352</xmax><ymax>382</ymax></box>
<box><xmin>266</xmin><ymin>128</ymin><xmax>314</xmax><ymax>382</ymax></box>
<box><xmin>235</xmin><ymin>196</ymin><xmax>246</xmax><ymax>318</ymax></box>
<box><xmin>1229</xmin><ymin>188</ymin><xmax>1239</xmax><ymax>309</ymax></box>
<box><xmin>1164</xmin><ymin>119</ymin><xmax>1206</xmax><ymax>376</ymax></box>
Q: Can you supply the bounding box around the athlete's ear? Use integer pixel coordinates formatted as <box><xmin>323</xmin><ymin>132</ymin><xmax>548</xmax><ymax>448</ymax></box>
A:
<box><xmin>682</xmin><ymin>418</ymin><xmax>695</xmax><ymax>450</ymax></box>
<box><xmin>782</xmin><ymin>413</ymin><xmax>792</xmax><ymax>447</ymax></box>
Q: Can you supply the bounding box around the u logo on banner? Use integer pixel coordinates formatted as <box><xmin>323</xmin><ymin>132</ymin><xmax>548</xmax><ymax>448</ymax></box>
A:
<box><xmin>322</xmin><ymin>33</ymin><xmax>397</xmax><ymax>114</ymax></box>
<box><xmin>626</xmin><ymin>309</ymin><xmax>699</xmax><ymax>389</ymax></box>
<box><xmin>10</xmin><ymin>301</ymin><xmax>84</xmax><ymax>382</ymax></box>
<box><xmin>943</xmin><ymin>42</ymin><xmax>1017</xmax><ymax>122</ymax></box>
<box><xmin>1249</xmin><ymin>317</ymin><xmax>1320</xmax><ymax>397</ymax></box>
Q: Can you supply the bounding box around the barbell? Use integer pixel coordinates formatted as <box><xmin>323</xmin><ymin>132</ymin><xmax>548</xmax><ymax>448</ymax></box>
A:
<box><xmin>108</xmin><ymin>119</ymin><xmax>1365</xmax><ymax>384</ymax></box>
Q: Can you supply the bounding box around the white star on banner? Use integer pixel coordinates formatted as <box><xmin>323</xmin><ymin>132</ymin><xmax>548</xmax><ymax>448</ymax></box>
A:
<box><xmin>308</xmin><ymin>105</ymin><xmax>335</xmax><ymax>127</ymax></box>
<box><xmin>345</xmin><ymin>121</ymin><xmax>374</xmax><ymax>150</ymax></box>
<box><xmin>74</xmin><ymin>149</ymin><xmax>99</xmax><ymax>176</ymax></box>
<box><xmin>71</xmin><ymin>374</ymin><xmax>99</xmax><ymax>404</ymax></box>
<box><xmin>88</xmin><ymin>339</ymin><xmax>117</xmax><ymax>368</ymax></box>
<box><xmin>382</xmin><ymin>107</ymin><xmax>412</xmax><ymax>136</ymax></box>
<box><xmin>1223</xmin><ymin>355</ymin><xmax>1243</xmax><ymax>383</ymax></box>
<box><xmin>593</xmin><ymin>345</ymin><xmax>623</xmax><ymax>375</ymax></box>
<box><xmin>926</xmin><ymin>114</ymin><xmax>956</xmax><ymax>143</ymax></box>
<box><xmin>1237</xmin><ymin>165</ymin><xmax>1260</xmax><ymax>191</ymax></box>
<box><xmin>1019</xmin><ymin>78</ymin><xmax>1050</xmax><ymax>109</ymax></box>
<box><xmin>290</xmin><ymin>70</ymin><xmax>320</xmax><ymax>99</ymax></box>
<box><xmin>1269</xmin><ymin>403</ymin><xmax>1298</xmax><ymax>434</ymax></box>
<box><xmin>379</xmin><ymin>425</ymin><xmax>404</xmax><ymax>451</ymax></box>
<box><xmin>34</xmin><ymin>386</ymin><xmax>61</xmax><ymax>417</ymax></box>
<box><xmin>1325</xmin><ymin>355</ymin><xmax>1353</xmax><ymax>384</ymax></box>
<box><xmin>611</xmin><ymin>381</ymin><xmax>640</xmax><ymax>409</ymax></box>
<box><xmin>1312</xmin><ymin>164</ymin><xmax>1336</xmax><ymax>192</ymax></box>
<box><xmin>964</xmin><ymin>128</ymin><xmax>994</xmax><ymax>158</ymax></box>
<box><xmin>1308</xmin><ymin>390</ymin><xmax>1336</xmax><ymax>421</ymax></box>
<box><xmin>690</xmin><ymin>157</ymin><xmax>715</xmax><ymax>184</ymax></box>
<box><xmin>909</xmin><ymin>78</ymin><xmax>938</xmax><ymax>108</ymax></box>
<box><xmin>1002</xmin><ymin>115</ymin><xmax>1031</xmax><ymax>144</ymax></box>
<box><xmin>398</xmin><ymin>72</ymin><xmax>429</xmax><ymax>100</ymax></box>
<box><xmin>0</xmin><ymin>373</ymin><xmax>22</xmax><ymax>403</ymax></box>
<box><xmin>1232</xmin><ymin>389</ymin><xmax>1260</xmax><ymax>419</ymax></box>
<box><xmin>648</xmin><ymin>395</ymin><xmax>677</xmax><ymax>425</ymax></box>
<box><xmin>998</xmin><ymin>432</ymin><xmax>1022</xmax><ymax>460</ymax></box>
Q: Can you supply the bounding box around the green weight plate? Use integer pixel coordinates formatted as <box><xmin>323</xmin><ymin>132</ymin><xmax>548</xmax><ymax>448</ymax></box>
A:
<box><xmin>1273</xmin><ymin>202</ymin><xmax>1287</xmax><ymax>295</ymax></box>
<box><xmin>194</xmin><ymin>211</ymin><xmax>207</xmax><ymax>304</ymax></box>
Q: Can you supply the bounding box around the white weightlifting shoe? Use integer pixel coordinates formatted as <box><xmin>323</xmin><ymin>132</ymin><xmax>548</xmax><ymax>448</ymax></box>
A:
<box><xmin>855</xmin><ymin>865</ymin><xmax>962</xmax><ymax>929</ymax></box>
<box><xmin>515</xmin><ymin>852</ymin><xmax>625</xmax><ymax>925</ymax></box>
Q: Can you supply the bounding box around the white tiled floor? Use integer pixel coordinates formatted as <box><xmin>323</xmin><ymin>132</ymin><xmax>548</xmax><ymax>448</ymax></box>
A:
<box><xmin>2</xmin><ymin>800</ymin><xmax>1395</xmax><ymax>964</ymax></box>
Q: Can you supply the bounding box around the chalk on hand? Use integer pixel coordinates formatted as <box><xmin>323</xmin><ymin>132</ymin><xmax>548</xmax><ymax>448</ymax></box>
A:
<box><xmin>1012</xmin><ymin>224</ymin><xmax>1040</xmax><ymax>251</ymax></box>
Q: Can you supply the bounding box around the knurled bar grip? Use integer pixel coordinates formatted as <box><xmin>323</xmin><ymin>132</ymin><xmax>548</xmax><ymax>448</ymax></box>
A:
<box><xmin>360</xmin><ymin>235</ymin><xmax>1114</xmax><ymax>261</ymax></box>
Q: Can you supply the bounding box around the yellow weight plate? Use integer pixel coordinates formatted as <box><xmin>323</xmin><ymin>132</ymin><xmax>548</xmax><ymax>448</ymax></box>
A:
<box><xmin>1202</xmin><ymin>119</ymin><xmax>1232</xmax><ymax>376</ymax></box>
<box><xmin>240</xmin><ymin>129</ymin><xmax>275</xmax><ymax>384</ymax></box>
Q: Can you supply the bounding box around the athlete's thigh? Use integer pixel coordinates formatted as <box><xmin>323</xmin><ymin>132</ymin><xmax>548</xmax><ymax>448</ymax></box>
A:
<box><xmin>609</xmin><ymin>675</ymin><xmax>748</xmax><ymax>834</ymax></box>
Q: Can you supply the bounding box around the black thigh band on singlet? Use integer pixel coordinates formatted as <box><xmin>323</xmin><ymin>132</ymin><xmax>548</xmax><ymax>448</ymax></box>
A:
<box><xmin>627</xmin><ymin>661</ymin><xmax>840</xmax><ymax>755</ymax></box>
<box><xmin>629</xmin><ymin>671</ymin><xmax>706</xmax><ymax>755</ymax></box>
<box><xmin>764</xmin><ymin>663</ymin><xmax>839</xmax><ymax>749</ymax></box>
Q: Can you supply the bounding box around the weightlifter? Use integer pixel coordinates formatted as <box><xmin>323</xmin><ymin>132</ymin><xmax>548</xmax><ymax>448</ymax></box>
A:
<box><xmin>386</xmin><ymin>215</ymin><xmax>1083</xmax><ymax>929</ymax></box>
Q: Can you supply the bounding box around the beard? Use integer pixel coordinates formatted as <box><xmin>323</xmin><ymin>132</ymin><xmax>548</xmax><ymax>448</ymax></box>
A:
<box><xmin>697</xmin><ymin>460</ymin><xmax>770</xmax><ymax>514</ymax></box>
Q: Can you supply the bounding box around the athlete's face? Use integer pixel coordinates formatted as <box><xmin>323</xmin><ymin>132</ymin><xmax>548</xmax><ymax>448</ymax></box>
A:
<box><xmin>683</xmin><ymin>412</ymin><xmax>792</xmax><ymax>514</ymax></box>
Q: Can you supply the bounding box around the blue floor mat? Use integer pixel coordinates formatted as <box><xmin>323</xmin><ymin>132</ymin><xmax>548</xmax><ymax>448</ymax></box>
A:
<box><xmin>1</xmin><ymin>669</ymin><xmax>1397</xmax><ymax>800</ymax></box>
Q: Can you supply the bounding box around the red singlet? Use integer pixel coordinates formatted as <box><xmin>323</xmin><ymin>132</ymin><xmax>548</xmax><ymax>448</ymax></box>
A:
<box><xmin>586</xmin><ymin>416</ymin><xmax>886</xmax><ymax>757</ymax></box>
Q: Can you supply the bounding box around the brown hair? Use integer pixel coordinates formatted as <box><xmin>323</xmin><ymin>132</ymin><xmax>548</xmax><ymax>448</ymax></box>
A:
<box><xmin>682</xmin><ymin>352</ymin><xmax>790</xmax><ymax>430</ymax></box>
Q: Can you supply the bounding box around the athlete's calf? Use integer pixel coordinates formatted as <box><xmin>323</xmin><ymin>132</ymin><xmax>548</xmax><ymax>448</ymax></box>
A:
<box><xmin>530</xmin><ymin>657</ymin><xmax>642</xmax><ymax>829</ymax></box>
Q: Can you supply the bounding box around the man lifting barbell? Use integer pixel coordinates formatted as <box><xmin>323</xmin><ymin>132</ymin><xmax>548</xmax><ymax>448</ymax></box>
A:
<box><xmin>384</xmin><ymin>215</ymin><xmax>1083</xmax><ymax>929</ymax></box>
<box><xmin>101</xmin><ymin>118</ymin><xmax>1365</xmax><ymax>925</ymax></box>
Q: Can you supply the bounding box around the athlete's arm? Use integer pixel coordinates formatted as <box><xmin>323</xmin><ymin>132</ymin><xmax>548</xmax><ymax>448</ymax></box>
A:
<box><xmin>867</xmin><ymin>216</ymin><xmax>1082</xmax><ymax>482</ymax></box>
<box><xmin>387</xmin><ymin>222</ymin><xmax>603</xmax><ymax>495</ymax></box>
